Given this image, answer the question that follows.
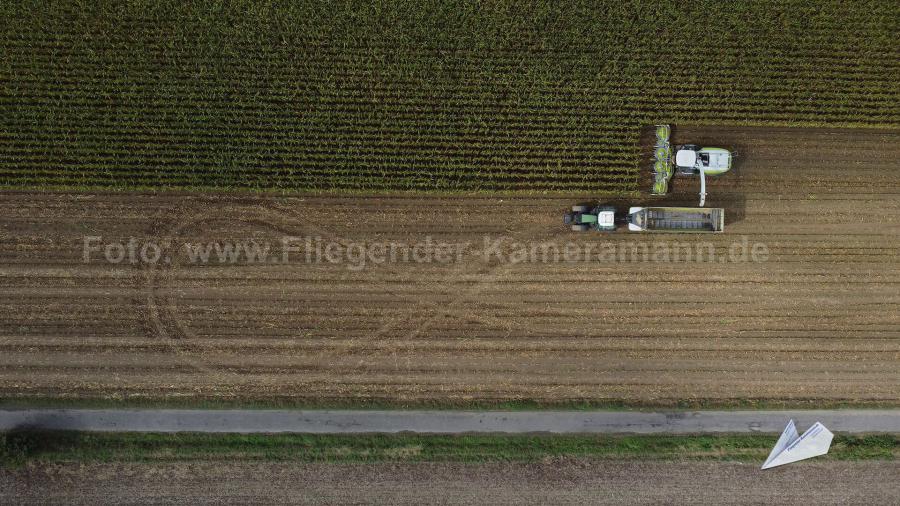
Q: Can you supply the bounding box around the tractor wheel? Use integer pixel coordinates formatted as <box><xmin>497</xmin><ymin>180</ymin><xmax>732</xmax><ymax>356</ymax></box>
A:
<box><xmin>571</xmin><ymin>224</ymin><xmax>590</xmax><ymax>232</ymax></box>
<box><xmin>571</xmin><ymin>205</ymin><xmax>590</xmax><ymax>213</ymax></box>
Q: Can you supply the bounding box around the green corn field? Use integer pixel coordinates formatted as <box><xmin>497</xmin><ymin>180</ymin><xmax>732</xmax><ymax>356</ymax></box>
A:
<box><xmin>0</xmin><ymin>0</ymin><xmax>897</xmax><ymax>193</ymax></box>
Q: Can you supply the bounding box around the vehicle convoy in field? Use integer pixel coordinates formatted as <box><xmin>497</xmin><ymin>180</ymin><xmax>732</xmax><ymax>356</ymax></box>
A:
<box><xmin>652</xmin><ymin>124</ymin><xmax>733</xmax><ymax>206</ymax></box>
<box><xmin>563</xmin><ymin>205</ymin><xmax>725</xmax><ymax>233</ymax></box>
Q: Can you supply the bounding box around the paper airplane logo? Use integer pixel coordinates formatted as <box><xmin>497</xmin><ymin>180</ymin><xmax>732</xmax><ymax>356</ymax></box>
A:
<box><xmin>761</xmin><ymin>420</ymin><xmax>834</xmax><ymax>469</ymax></box>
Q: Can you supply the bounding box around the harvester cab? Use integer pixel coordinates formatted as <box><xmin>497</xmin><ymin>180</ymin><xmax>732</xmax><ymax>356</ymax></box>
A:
<box><xmin>652</xmin><ymin>125</ymin><xmax>733</xmax><ymax>207</ymax></box>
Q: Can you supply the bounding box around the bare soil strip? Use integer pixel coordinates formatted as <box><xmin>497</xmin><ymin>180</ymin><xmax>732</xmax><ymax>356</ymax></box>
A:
<box><xmin>0</xmin><ymin>126</ymin><xmax>898</xmax><ymax>405</ymax></box>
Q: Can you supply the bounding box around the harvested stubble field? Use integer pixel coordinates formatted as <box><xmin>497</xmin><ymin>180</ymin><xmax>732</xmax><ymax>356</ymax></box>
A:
<box><xmin>0</xmin><ymin>126</ymin><xmax>897</xmax><ymax>406</ymax></box>
<box><xmin>0</xmin><ymin>1</ymin><xmax>898</xmax><ymax>192</ymax></box>
<box><xmin>5</xmin><ymin>460</ymin><xmax>900</xmax><ymax>505</ymax></box>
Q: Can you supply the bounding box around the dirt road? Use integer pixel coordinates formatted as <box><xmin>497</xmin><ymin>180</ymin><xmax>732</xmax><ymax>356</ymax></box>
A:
<box><xmin>3</xmin><ymin>460</ymin><xmax>898</xmax><ymax>505</ymax></box>
<box><xmin>3</xmin><ymin>409</ymin><xmax>900</xmax><ymax>433</ymax></box>
<box><xmin>0</xmin><ymin>126</ymin><xmax>898</xmax><ymax>405</ymax></box>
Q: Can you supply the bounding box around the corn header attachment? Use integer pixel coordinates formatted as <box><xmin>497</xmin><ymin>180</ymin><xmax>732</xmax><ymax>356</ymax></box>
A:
<box><xmin>652</xmin><ymin>124</ymin><xmax>674</xmax><ymax>195</ymax></box>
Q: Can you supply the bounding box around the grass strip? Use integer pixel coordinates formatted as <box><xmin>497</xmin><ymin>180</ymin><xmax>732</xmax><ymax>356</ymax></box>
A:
<box><xmin>1</xmin><ymin>431</ymin><xmax>896</xmax><ymax>469</ymax></box>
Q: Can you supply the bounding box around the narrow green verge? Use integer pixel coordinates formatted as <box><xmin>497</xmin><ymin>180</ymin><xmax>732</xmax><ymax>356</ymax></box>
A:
<box><xmin>1</xmin><ymin>432</ymin><xmax>897</xmax><ymax>469</ymax></box>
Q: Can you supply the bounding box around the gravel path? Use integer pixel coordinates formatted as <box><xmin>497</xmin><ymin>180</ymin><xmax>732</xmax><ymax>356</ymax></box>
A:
<box><xmin>2</xmin><ymin>409</ymin><xmax>899</xmax><ymax>433</ymax></box>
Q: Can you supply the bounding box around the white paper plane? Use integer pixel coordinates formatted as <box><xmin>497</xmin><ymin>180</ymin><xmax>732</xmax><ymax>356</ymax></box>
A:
<box><xmin>761</xmin><ymin>420</ymin><xmax>834</xmax><ymax>469</ymax></box>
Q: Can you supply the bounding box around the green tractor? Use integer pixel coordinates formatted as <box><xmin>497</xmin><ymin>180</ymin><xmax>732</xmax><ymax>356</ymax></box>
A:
<box><xmin>563</xmin><ymin>204</ymin><xmax>617</xmax><ymax>232</ymax></box>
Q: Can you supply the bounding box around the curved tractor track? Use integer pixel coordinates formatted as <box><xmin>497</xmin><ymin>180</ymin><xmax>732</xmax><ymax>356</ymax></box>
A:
<box><xmin>0</xmin><ymin>126</ymin><xmax>897</xmax><ymax>406</ymax></box>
